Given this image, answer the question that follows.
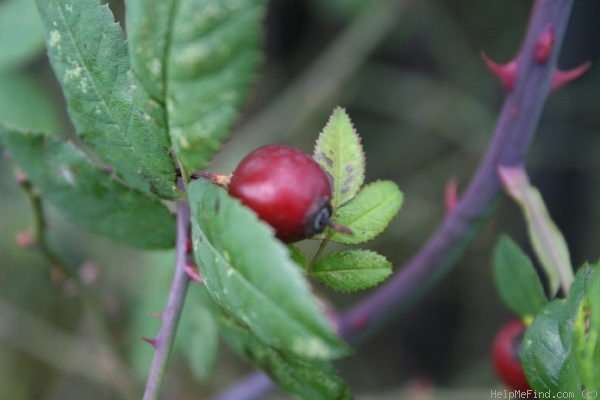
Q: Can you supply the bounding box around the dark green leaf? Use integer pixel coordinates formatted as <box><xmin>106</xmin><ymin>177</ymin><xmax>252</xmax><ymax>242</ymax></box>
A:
<box><xmin>126</xmin><ymin>0</ymin><xmax>265</xmax><ymax>173</ymax></box>
<box><xmin>330</xmin><ymin>180</ymin><xmax>402</xmax><ymax>244</ymax></box>
<box><xmin>219</xmin><ymin>313</ymin><xmax>351</xmax><ymax>400</ymax></box>
<box><xmin>493</xmin><ymin>235</ymin><xmax>547</xmax><ymax>317</ymax></box>
<box><xmin>520</xmin><ymin>266</ymin><xmax>593</xmax><ymax>393</ymax></box>
<box><xmin>1</xmin><ymin>127</ymin><xmax>175</xmax><ymax>249</ymax></box>
<box><xmin>314</xmin><ymin>107</ymin><xmax>365</xmax><ymax>208</ymax></box>
<box><xmin>0</xmin><ymin>0</ymin><xmax>45</xmax><ymax>71</ymax></box>
<box><xmin>520</xmin><ymin>300</ymin><xmax>572</xmax><ymax>392</ymax></box>
<box><xmin>312</xmin><ymin>249</ymin><xmax>392</xmax><ymax>292</ymax></box>
<box><xmin>35</xmin><ymin>0</ymin><xmax>177</xmax><ymax>198</ymax></box>
<box><xmin>0</xmin><ymin>71</ymin><xmax>61</xmax><ymax>133</ymax></box>
<box><xmin>189</xmin><ymin>180</ymin><xmax>348</xmax><ymax>359</ymax></box>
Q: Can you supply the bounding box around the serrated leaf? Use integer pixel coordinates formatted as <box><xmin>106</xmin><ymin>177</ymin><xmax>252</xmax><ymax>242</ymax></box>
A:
<box><xmin>126</xmin><ymin>0</ymin><xmax>264</xmax><ymax>173</ymax></box>
<box><xmin>0</xmin><ymin>71</ymin><xmax>60</xmax><ymax>133</ymax></box>
<box><xmin>129</xmin><ymin>251</ymin><xmax>219</xmax><ymax>380</ymax></box>
<box><xmin>330</xmin><ymin>180</ymin><xmax>402</xmax><ymax>244</ymax></box>
<box><xmin>219</xmin><ymin>313</ymin><xmax>351</xmax><ymax>400</ymax></box>
<box><xmin>312</xmin><ymin>250</ymin><xmax>391</xmax><ymax>292</ymax></box>
<box><xmin>314</xmin><ymin>107</ymin><xmax>365</xmax><ymax>208</ymax></box>
<box><xmin>189</xmin><ymin>179</ymin><xmax>348</xmax><ymax>360</ymax></box>
<box><xmin>1</xmin><ymin>127</ymin><xmax>175</xmax><ymax>249</ymax></box>
<box><xmin>0</xmin><ymin>0</ymin><xmax>45</xmax><ymax>71</ymax></box>
<box><xmin>35</xmin><ymin>0</ymin><xmax>177</xmax><ymax>199</ymax></box>
<box><xmin>500</xmin><ymin>166</ymin><xmax>573</xmax><ymax>297</ymax></box>
<box><xmin>520</xmin><ymin>266</ymin><xmax>594</xmax><ymax>393</ymax></box>
<box><xmin>493</xmin><ymin>235</ymin><xmax>547</xmax><ymax>317</ymax></box>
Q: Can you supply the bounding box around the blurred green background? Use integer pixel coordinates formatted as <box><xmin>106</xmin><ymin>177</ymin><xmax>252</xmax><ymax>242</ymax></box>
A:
<box><xmin>1</xmin><ymin>0</ymin><xmax>599</xmax><ymax>398</ymax></box>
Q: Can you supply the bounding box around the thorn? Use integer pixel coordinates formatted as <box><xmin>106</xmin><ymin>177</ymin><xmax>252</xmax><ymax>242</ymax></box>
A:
<box><xmin>100</xmin><ymin>165</ymin><xmax>113</xmax><ymax>174</ymax></box>
<box><xmin>61</xmin><ymin>277</ymin><xmax>78</xmax><ymax>296</ymax></box>
<box><xmin>14</xmin><ymin>169</ymin><xmax>28</xmax><ymax>185</ymax></box>
<box><xmin>551</xmin><ymin>62</ymin><xmax>591</xmax><ymax>91</ymax></box>
<box><xmin>351</xmin><ymin>313</ymin><xmax>369</xmax><ymax>330</ymax></box>
<box><xmin>534</xmin><ymin>28</ymin><xmax>555</xmax><ymax>64</ymax></box>
<box><xmin>142</xmin><ymin>337</ymin><xmax>158</xmax><ymax>349</ymax></box>
<box><xmin>481</xmin><ymin>52</ymin><xmax>518</xmax><ymax>91</ymax></box>
<box><xmin>15</xmin><ymin>231</ymin><xmax>34</xmax><ymax>248</ymax></box>
<box><xmin>192</xmin><ymin>172</ymin><xmax>231</xmax><ymax>188</ymax></box>
<box><xmin>149</xmin><ymin>311</ymin><xmax>163</xmax><ymax>320</ymax></box>
<box><xmin>184</xmin><ymin>263</ymin><xmax>203</xmax><ymax>283</ymax></box>
<box><xmin>328</xmin><ymin>222</ymin><xmax>353</xmax><ymax>235</ymax></box>
<box><xmin>79</xmin><ymin>261</ymin><xmax>98</xmax><ymax>285</ymax></box>
<box><xmin>186</xmin><ymin>239</ymin><xmax>193</xmax><ymax>254</ymax></box>
<box><xmin>444</xmin><ymin>178</ymin><xmax>459</xmax><ymax>214</ymax></box>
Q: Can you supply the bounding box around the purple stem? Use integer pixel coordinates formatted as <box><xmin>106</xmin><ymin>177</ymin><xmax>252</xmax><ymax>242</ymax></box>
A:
<box><xmin>213</xmin><ymin>0</ymin><xmax>577</xmax><ymax>399</ymax></box>
<box><xmin>143</xmin><ymin>198</ymin><xmax>191</xmax><ymax>400</ymax></box>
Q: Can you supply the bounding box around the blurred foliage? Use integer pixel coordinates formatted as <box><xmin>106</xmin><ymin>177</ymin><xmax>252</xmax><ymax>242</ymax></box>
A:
<box><xmin>1</xmin><ymin>0</ymin><xmax>600</xmax><ymax>399</ymax></box>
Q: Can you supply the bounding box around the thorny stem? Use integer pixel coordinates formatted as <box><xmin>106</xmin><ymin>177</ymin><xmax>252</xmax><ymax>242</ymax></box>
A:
<box><xmin>213</xmin><ymin>1</ymin><xmax>579</xmax><ymax>399</ymax></box>
<box><xmin>15</xmin><ymin>172</ymin><xmax>138</xmax><ymax>398</ymax></box>
<box><xmin>17</xmin><ymin>172</ymin><xmax>71</xmax><ymax>282</ymax></box>
<box><xmin>142</xmin><ymin>195</ymin><xmax>191</xmax><ymax>400</ymax></box>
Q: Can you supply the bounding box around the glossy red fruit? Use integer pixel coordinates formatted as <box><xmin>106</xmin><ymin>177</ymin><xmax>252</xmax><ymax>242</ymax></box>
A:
<box><xmin>492</xmin><ymin>319</ymin><xmax>531</xmax><ymax>392</ymax></box>
<box><xmin>229</xmin><ymin>145</ymin><xmax>332</xmax><ymax>243</ymax></box>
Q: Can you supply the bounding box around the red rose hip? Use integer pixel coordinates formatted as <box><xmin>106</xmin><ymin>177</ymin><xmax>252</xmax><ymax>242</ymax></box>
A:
<box><xmin>229</xmin><ymin>145</ymin><xmax>333</xmax><ymax>243</ymax></box>
<box><xmin>492</xmin><ymin>319</ymin><xmax>531</xmax><ymax>392</ymax></box>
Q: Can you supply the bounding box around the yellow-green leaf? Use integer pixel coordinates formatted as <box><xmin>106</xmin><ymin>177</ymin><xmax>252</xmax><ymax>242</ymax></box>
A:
<box><xmin>314</xmin><ymin>107</ymin><xmax>365</xmax><ymax>208</ymax></box>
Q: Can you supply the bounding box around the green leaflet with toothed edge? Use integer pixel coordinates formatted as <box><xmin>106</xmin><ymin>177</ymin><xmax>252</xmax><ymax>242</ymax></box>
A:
<box><xmin>1</xmin><ymin>127</ymin><xmax>175</xmax><ymax>249</ymax></box>
<box><xmin>312</xmin><ymin>249</ymin><xmax>392</xmax><ymax>293</ymax></box>
<box><xmin>314</xmin><ymin>107</ymin><xmax>366</xmax><ymax>208</ymax></box>
<box><xmin>126</xmin><ymin>0</ymin><xmax>265</xmax><ymax>173</ymax></box>
<box><xmin>330</xmin><ymin>180</ymin><xmax>403</xmax><ymax>244</ymax></box>
<box><xmin>35</xmin><ymin>0</ymin><xmax>177</xmax><ymax>199</ymax></box>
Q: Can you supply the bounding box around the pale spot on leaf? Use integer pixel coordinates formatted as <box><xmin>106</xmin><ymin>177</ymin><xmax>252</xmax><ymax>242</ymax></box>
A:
<box><xmin>49</xmin><ymin>30</ymin><xmax>61</xmax><ymax>48</ymax></box>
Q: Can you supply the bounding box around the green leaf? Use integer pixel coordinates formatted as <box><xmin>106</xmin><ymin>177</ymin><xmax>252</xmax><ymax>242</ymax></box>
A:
<box><xmin>289</xmin><ymin>245</ymin><xmax>308</xmax><ymax>270</ymax></box>
<box><xmin>493</xmin><ymin>235</ymin><xmax>547</xmax><ymax>317</ymax></box>
<box><xmin>129</xmin><ymin>251</ymin><xmax>219</xmax><ymax>380</ymax></box>
<box><xmin>314</xmin><ymin>107</ymin><xmax>365</xmax><ymax>208</ymax></box>
<box><xmin>573</xmin><ymin>265</ymin><xmax>600</xmax><ymax>392</ymax></box>
<box><xmin>35</xmin><ymin>0</ymin><xmax>177</xmax><ymax>199</ymax></box>
<box><xmin>0</xmin><ymin>71</ymin><xmax>61</xmax><ymax>133</ymax></box>
<box><xmin>189</xmin><ymin>179</ymin><xmax>348</xmax><ymax>360</ymax></box>
<box><xmin>521</xmin><ymin>300</ymin><xmax>573</xmax><ymax>392</ymax></box>
<box><xmin>1</xmin><ymin>127</ymin><xmax>175</xmax><ymax>249</ymax></box>
<box><xmin>312</xmin><ymin>250</ymin><xmax>392</xmax><ymax>292</ymax></box>
<box><xmin>330</xmin><ymin>180</ymin><xmax>402</xmax><ymax>244</ymax></box>
<box><xmin>126</xmin><ymin>0</ymin><xmax>265</xmax><ymax>173</ymax></box>
<box><xmin>219</xmin><ymin>313</ymin><xmax>351</xmax><ymax>400</ymax></box>
<box><xmin>520</xmin><ymin>266</ymin><xmax>594</xmax><ymax>393</ymax></box>
<box><xmin>500</xmin><ymin>166</ymin><xmax>574</xmax><ymax>296</ymax></box>
<box><xmin>0</xmin><ymin>0</ymin><xmax>45</xmax><ymax>71</ymax></box>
